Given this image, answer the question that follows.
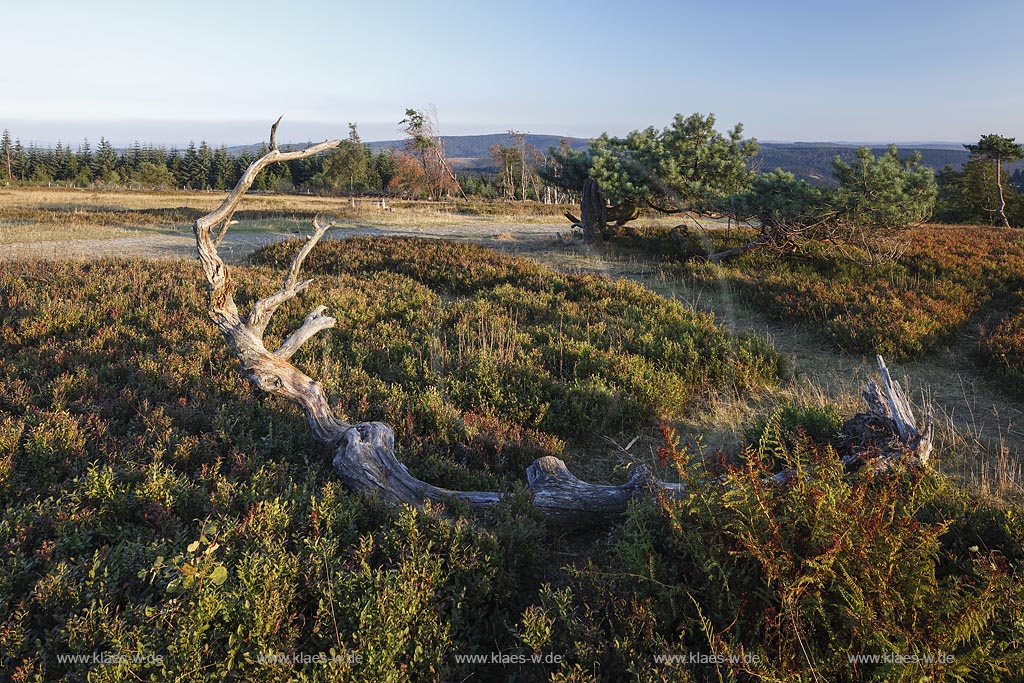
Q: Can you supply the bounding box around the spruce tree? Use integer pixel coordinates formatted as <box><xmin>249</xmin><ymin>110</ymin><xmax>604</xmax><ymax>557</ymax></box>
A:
<box><xmin>167</xmin><ymin>148</ymin><xmax>183</xmax><ymax>187</ymax></box>
<box><xmin>1</xmin><ymin>130</ymin><xmax>14</xmax><ymax>182</ymax></box>
<box><xmin>211</xmin><ymin>146</ymin><xmax>233</xmax><ymax>189</ymax></box>
<box><xmin>12</xmin><ymin>140</ymin><xmax>26</xmax><ymax>182</ymax></box>
<box><xmin>196</xmin><ymin>142</ymin><xmax>213</xmax><ymax>190</ymax></box>
<box><xmin>77</xmin><ymin>139</ymin><xmax>93</xmax><ymax>180</ymax></box>
<box><xmin>374</xmin><ymin>150</ymin><xmax>398</xmax><ymax>192</ymax></box>
<box><xmin>27</xmin><ymin>144</ymin><xmax>55</xmax><ymax>183</ymax></box>
<box><xmin>129</xmin><ymin>141</ymin><xmax>143</xmax><ymax>171</ymax></box>
<box><xmin>93</xmin><ymin>137</ymin><xmax>118</xmax><ymax>184</ymax></box>
<box><xmin>52</xmin><ymin>142</ymin><xmax>69</xmax><ymax>182</ymax></box>
<box><xmin>180</xmin><ymin>142</ymin><xmax>200</xmax><ymax>189</ymax></box>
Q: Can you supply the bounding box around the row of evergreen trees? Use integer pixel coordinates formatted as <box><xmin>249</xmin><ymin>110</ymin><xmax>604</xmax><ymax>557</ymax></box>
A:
<box><xmin>0</xmin><ymin>126</ymin><xmax>555</xmax><ymax>201</ymax></box>
<box><xmin>0</xmin><ymin>129</ymin><xmax>286</xmax><ymax>191</ymax></box>
<box><xmin>0</xmin><ymin>129</ymin><xmax>403</xmax><ymax>194</ymax></box>
<box><xmin>5</xmin><ymin>123</ymin><xmax>1022</xmax><ymax>225</ymax></box>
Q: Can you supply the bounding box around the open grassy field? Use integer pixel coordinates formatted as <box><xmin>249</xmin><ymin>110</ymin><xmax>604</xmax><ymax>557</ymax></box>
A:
<box><xmin>0</xmin><ymin>187</ymin><xmax>570</xmax><ymax>242</ymax></box>
<box><xmin>0</xmin><ymin>187</ymin><xmax>583</xmax><ymax>263</ymax></box>
<box><xmin>0</xmin><ymin>187</ymin><xmax>696</xmax><ymax>260</ymax></box>
<box><xmin>2</xmin><ymin>188</ymin><xmax>1023</xmax><ymax>680</ymax></box>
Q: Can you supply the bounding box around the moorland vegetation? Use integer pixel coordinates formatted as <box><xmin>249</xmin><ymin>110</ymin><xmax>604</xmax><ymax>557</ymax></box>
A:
<box><xmin>1</xmin><ymin>115</ymin><xmax>1023</xmax><ymax>681</ymax></box>
<box><xmin>2</xmin><ymin>241</ymin><xmax>1023</xmax><ymax>681</ymax></box>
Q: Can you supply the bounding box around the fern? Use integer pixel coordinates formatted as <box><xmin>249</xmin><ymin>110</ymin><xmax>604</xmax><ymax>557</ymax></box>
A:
<box><xmin>756</xmin><ymin>407</ymin><xmax>788</xmax><ymax>468</ymax></box>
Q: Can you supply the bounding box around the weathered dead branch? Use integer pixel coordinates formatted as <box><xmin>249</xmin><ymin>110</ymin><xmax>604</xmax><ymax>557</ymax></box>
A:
<box><xmin>194</xmin><ymin>121</ymin><xmax>934</xmax><ymax>526</ymax></box>
<box><xmin>708</xmin><ymin>234</ymin><xmax>772</xmax><ymax>263</ymax></box>
<box><xmin>838</xmin><ymin>355</ymin><xmax>934</xmax><ymax>467</ymax></box>
<box><xmin>192</xmin><ymin>121</ymin><xmax>345</xmax><ymax>444</ymax></box>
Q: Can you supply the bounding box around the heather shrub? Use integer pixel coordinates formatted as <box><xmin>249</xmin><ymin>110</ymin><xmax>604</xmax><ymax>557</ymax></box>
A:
<box><xmin>0</xmin><ymin>241</ymin><xmax>779</xmax><ymax>681</ymax></box>
<box><xmin>977</xmin><ymin>292</ymin><xmax>1024</xmax><ymax>394</ymax></box>
<box><xmin>1</xmin><ymin>239</ymin><xmax>1020</xmax><ymax>682</ymax></box>
<box><xmin>639</xmin><ymin>226</ymin><xmax>1024</xmax><ymax>385</ymax></box>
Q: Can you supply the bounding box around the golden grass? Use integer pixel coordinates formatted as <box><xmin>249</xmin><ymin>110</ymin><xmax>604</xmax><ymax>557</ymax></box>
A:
<box><xmin>0</xmin><ymin>187</ymin><xmax>572</xmax><ymax>245</ymax></box>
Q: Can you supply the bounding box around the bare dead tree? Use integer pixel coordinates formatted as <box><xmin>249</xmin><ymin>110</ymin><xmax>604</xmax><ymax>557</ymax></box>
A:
<box><xmin>194</xmin><ymin>120</ymin><xmax>934</xmax><ymax>526</ymax></box>
<box><xmin>399</xmin><ymin>105</ymin><xmax>465</xmax><ymax>200</ymax></box>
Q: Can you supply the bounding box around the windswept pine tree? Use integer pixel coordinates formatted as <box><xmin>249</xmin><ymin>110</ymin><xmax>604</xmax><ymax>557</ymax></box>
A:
<box><xmin>965</xmin><ymin>134</ymin><xmax>1024</xmax><ymax>228</ymax></box>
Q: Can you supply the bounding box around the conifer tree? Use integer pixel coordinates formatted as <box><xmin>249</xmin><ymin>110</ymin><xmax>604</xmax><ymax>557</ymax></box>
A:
<box><xmin>0</xmin><ymin>129</ymin><xmax>13</xmax><ymax>182</ymax></box>
<box><xmin>210</xmin><ymin>146</ymin><xmax>233</xmax><ymax>189</ymax></box>
<box><xmin>180</xmin><ymin>142</ymin><xmax>200</xmax><ymax>189</ymax></box>
<box><xmin>93</xmin><ymin>137</ymin><xmax>118</xmax><ymax>183</ymax></box>
<box><xmin>374</xmin><ymin>150</ymin><xmax>398</xmax><ymax>192</ymax></box>
<box><xmin>12</xmin><ymin>140</ymin><xmax>26</xmax><ymax>182</ymax></box>
<box><xmin>965</xmin><ymin>134</ymin><xmax>1024</xmax><ymax>227</ymax></box>
<box><xmin>76</xmin><ymin>139</ymin><xmax>93</xmax><ymax>183</ymax></box>
<box><xmin>196</xmin><ymin>142</ymin><xmax>213</xmax><ymax>190</ymax></box>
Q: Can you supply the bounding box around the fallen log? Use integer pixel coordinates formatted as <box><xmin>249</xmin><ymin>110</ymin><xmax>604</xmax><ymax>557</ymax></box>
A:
<box><xmin>194</xmin><ymin>121</ymin><xmax>935</xmax><ymax>527</ymax></box>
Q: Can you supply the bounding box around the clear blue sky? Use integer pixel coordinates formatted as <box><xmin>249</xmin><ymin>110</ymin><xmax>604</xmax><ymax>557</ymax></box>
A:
<box><xmin>2</xmin><ymin>0</ymin><xmax>1021</xmax><ymax>146</ymax></box>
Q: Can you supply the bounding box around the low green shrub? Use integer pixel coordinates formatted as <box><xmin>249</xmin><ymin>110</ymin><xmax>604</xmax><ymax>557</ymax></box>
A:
<box><xmin>0</xmin><ymin>239</ymin><xmax>780</xmax><ymax>681</ymax></box>
<box><xmin>744</xmin><ymin>402</ymin><xmax>845</xmax><ymax>454</ymax></box>
<box><xmin>632</xmin><ymin>226</ymin><xmax>1024</xmax><ymax>389</ymax></box>
<box><xmin>977</xmin><ymin>291</ymin><xmax>1024</xmax><ymax>395</ymax></box>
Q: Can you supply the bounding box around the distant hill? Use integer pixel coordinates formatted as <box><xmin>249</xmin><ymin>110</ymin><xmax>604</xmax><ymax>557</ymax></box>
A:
<box><xmin>227</xmin><ymin>135</ymin><xmax>1023</xmax><ymax>181</ymax></box>
<box><xmin>225</xmin><ymin>134</ymin><xmax>588</xmax><ymax>172</ymax></box>
<box><xmin>365</xmin><ymin>134</ymin><xmax>589</xmax><ymax>171</ymax></box>
<box><xmin>755</xmin><ymin>143</ymin><xmax>975</xmax><ymax>184</ymax></box>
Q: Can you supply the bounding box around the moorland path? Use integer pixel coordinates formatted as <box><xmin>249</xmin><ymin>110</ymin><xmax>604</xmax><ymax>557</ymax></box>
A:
<box><xmin>0</xmin><ymin>222</ymin><xmax>565</xmax><ymax>263</ymax></box>
<box><xmin>515</xmin><ymin>247</ymin><xmax>1024</xmax><ymax>493</ymax></box>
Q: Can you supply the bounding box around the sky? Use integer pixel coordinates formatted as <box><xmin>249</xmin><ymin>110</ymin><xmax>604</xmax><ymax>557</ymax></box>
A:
<box><xmin>2</xmin><ymin>0</ymin><xmax>1022</xmax><ymax>147</ymax></box>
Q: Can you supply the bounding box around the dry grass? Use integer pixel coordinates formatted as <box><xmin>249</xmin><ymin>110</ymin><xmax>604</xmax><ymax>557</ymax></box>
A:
<box><xmin>0</xmin><ymin>187</ymin><xmax>571</xmax><ymax>245</ymax></box>
<box><xmin>609</xmin><ymin>262</ymin><xmax>1024</xmax><ymax>503</ymax></box>
<box><xmin>924</xmin><ymin>381</ymin><xmax>1024</xmax><ymax>501</ymax></box>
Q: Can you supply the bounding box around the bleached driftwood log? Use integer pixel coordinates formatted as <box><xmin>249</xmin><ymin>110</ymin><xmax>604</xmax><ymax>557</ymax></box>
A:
<box><xmin>193</xmin><ymin>121</ymin><xmax>933</xmax><ymax>526</ymax></box>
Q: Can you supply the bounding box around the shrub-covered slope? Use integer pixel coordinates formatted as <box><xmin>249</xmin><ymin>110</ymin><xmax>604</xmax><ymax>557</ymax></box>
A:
<box><xmin>0</xmin><ymin>239</ymin><xmax>783</xmax><ymax>681</ymax></box>
<box><xmin>0</xmin><ymin>239</ymin><xmax>1020</xmax><ymax>681</ymax></box>
<box><xmin>723</xmin><ymin>226</ymin><xmax>1024</xmax><ymax>360</ymax></box>
<box><xmin>653</xmin><ymin>224</ymin><xmax>1024</xmax><ymax>394</ymax></box>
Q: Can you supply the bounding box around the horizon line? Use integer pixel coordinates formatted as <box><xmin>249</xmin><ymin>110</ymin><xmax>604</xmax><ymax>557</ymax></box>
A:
<box><xmin>0</xmin><ymin>116</ymin><xmax>984</xmax><ymax>149</ymax></box>
<box><xmin>0</xmin><ymin>130</ymin><xmax>975</xmax><ymax>150</ymax></box>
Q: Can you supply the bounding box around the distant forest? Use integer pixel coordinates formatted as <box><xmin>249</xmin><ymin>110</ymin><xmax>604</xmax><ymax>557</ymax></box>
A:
<box><xmin>2</xmin><ymin>128</ymin><xmax>1022</xmax><ymax>199</ymax></box>
<box><xmin>361</xmin><ymin>135</ymin><xmax>1024</xmax><ymax>185</ymax></box>
<box><xmin>755</xmin><ymin>143</ymin><xmax>1022</xmax><ymax>186</ymax></box>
